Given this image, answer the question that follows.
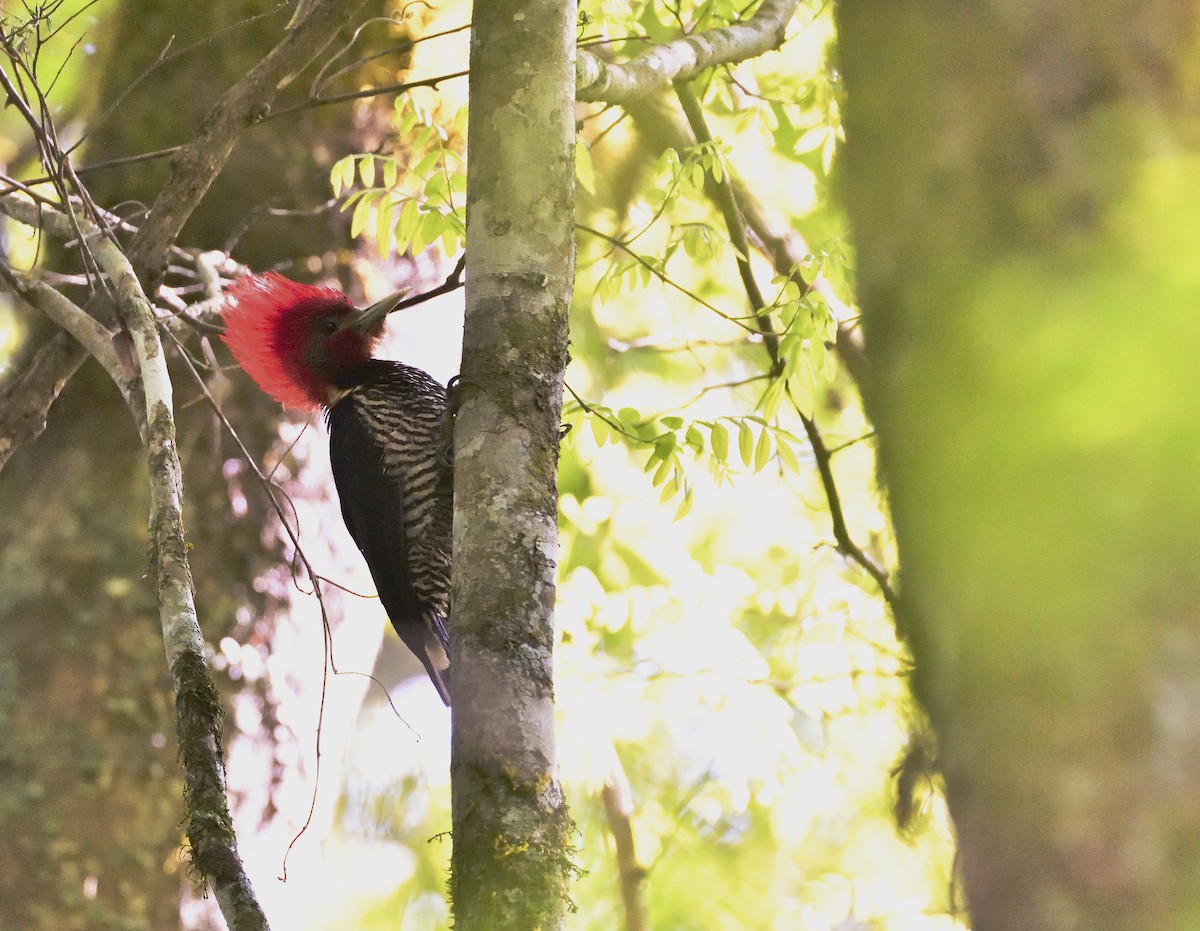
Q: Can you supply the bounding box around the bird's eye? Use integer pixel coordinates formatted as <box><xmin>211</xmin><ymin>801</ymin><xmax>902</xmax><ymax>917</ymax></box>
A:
<box><xmin>316</xmin><ymin>316</ymin><xmax>340</xmax><ymax>335</ymax></box>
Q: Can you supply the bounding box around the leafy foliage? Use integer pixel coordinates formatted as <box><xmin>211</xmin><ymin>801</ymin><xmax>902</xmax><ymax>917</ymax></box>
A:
<box><xmin>331</xmin><ymin>98</ymin><xmax>467</xmax><ymax>259</ymax></box>
<box><xmin>315</xmin><ymin>1</ymin><xmax>960</xmax><ymax>929</ymax></box>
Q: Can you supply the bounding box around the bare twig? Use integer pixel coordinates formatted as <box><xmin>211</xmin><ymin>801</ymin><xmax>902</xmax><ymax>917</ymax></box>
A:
<box><xmin>0</xmin><ymin>0</ymin><xmax>370</xmax><ymax>473</ymax></box>
<box><xmin>0</xmin><ymin>47</ymin><xmax>271</xmax><ymax>913</ymax></box>
<box><xmin>389</xmin><ymin>252</ymin><xmax>465</xmax><ymax>312</ymax></box>
<box><xmin>264</xmin><ymin>68</ymin><xmax>468</xmax><ymax>122</ymax></box>
<box><xmin>601</xmin><ymin>745</ymin><xmax>647</xmax><ymax>931</ymax></box>
<box><xmin>577</xmin><ymin>0</ymin><xmax>798</xmax><ymax>103</ymax></box>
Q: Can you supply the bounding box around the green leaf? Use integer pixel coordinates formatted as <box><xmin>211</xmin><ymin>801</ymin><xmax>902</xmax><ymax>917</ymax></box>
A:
<box><xmin>350</xmin><ymin>195</ymin><xmax>372</xmax><ymax>239</ymax></box>
<box><xmin>382</xmin><ymin>158</ymin><xmax>398</xmax><ymax>188</ymax></box>
<box><xmin>425</xmin><ymin>172</ymin><xmax>449</xmax><ymax>203</ymax></box>
<box><xmin>822</xmin><ymin>128</ymin><xmax>838</xmax><ymax>175</ymax></box>
<box><xmin>340</xmin><ymin>156</ymin><xmax>356</xmax><ymax>195</ymax></box>
<box><xmin>442</xmin><ymin>225</ymin><xmax>459</xmax><ymax>257</ymax></box>
<box><xmin>413</xmin><ymin>149</ymin><xmax>441</xmax><ymax>178</ymax></box>
<box><xmin>754</xmin><ymin>426</ymin><xmax>773</xmax><ymax>471</ymax></box>
<box><xmin>359</xmin><ymin>155</ymin><xmax>376</xmax><ymax>188</ymax></box>
<box><xmin>682</xmin><ymin>225</ymin><xmax>713</xmax><ymax>261</ymax></box>
<box><xmin>660</xmin><ymin>416</ymin><xmax>684</xmax><ymax>430</ymax></box>
<box><xmin>776</xmin><ymin>437</ymin><xmax>801</xmax><ymax>474</ymax></box>
<box><xmin>760</xmin><ymin>377</ymin><xmax>785</xmax><ymax>420</ymax></box>
<box><xmin>685</xmin><ymin>425</ymin><xmax>704</xmax><ymax>451</ymax></box>
<box><xmin>330</xmin><ymin>156</ymin><xmax>351</xmax><ymax>198</ymax></box>
<box><xmin>395</xmin><ymin>199</ymin><xmax>420</xmax><ymax>248</ymax></box>
<box><xmin>674</xmin><ymin>484</ymin><xmax>694</xmax><ymax>520</ymax></box>
<box><xmin>710</xmin><ymin>421</ymin><xmax>729</xmax><ymax>461</ymax></box>
<box><xmin>376</xmin><ymin>199</ymin><xmax>393</xmax><ymax>258</ymax></box>
<box><xmin>794</xmin><ymin>125</ymin><xmax>829</xmax><ymax>155</ymax></box>
<box><xmin>412</xmin><ymin>125</ymin><xmax>435</xmax><ymax>150</ymax></box>
<box><xmin>338</xmin><ymin>189</ymin><xmax>367</xmax><ymax>212</ymax></box>
<box><xmin>738</xmin><ymin>420</ymin><xmax>755</xmax><ymax>466</ymax></box>
<box><xmin>590</xmin><ymin>414</ymin><xmax>610</xmax><ymax>446</ymax></box>
<box><xmin>411</xmin><ymin>209</ymin><xmax>434</xmax><ymax>253</ymax></box>
<box><xmin>789</xmin><ymin>370</ymin><xmax>814</xmax><ymax>419</ymax></box>
<box><xmin>395</xmin><ymin>102</ymin><xmax>416</xmax><ymax>134</ymax></box>
<box><xmin>651</xmin><ymin>454</ymin><xmax>673</xmax><ymax>487</ymax></box>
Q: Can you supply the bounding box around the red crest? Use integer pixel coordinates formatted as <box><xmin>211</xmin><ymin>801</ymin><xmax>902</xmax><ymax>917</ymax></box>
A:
<box><xmin>220</xmin><ymin>273</ymin><xmax>358</xmax><ymax>411</ymax></box>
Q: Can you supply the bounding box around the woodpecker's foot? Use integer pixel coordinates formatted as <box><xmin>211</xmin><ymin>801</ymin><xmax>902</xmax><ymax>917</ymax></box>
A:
<box><xmin>445</xmin><ymin>374</ymin><xmax>465</xmax><ymax>413</ymax></box>
<box><xmin>559</xmin><ymin>423</ymin><xmax>573</xmax><ymax>440</ymax></box>
<box><xmin>438</xmin><ymin>375</ymin><xmax>464</xmax><ymax>467</ymax></box>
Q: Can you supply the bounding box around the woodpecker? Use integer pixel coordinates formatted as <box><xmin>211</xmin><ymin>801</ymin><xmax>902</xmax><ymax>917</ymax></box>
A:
<box><xmin>221</xmin><ymin>273</ymin><xmax>453</xmax><ymax>705</ymax></box>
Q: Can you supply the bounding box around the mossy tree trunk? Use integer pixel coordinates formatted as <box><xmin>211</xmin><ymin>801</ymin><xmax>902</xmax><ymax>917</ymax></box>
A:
<box><xmin>449</xmin><ymin>0</ymin><xmax>577</xmax><ymax>926</ymax></box>
<box><xmin>838</xmin><ymin>2</ymin><xmax>1200</xmax><ymax>928</ymax></box>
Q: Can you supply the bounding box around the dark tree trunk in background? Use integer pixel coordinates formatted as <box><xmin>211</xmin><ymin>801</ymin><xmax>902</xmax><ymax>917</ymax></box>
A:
<box><xmin>0</xmin><ymin>2</ymin><xmax>382</xmax><ymax>926</ymax></box>
<box><xmin>838</xmin><ymin>2</ymin><xmax>1200</xmax><ymax>928</ymax></box>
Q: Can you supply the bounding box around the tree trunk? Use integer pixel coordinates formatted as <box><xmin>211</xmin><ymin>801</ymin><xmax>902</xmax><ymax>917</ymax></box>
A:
<box><xmin>449</xmin><ymin>0</ymin><xmax>577</xmax><ymax>926</ymax></box>
<box><xmin>838</xmin><ymin>2</ymin><xmax>1200</xmax><ymax>928</ymax></box>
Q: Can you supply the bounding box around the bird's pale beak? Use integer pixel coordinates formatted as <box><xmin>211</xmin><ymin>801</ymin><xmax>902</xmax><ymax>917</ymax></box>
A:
<box><xmin>350</xmin><ymin>289</ymin><xmax>411</xmax><ymax>334</ymax></box>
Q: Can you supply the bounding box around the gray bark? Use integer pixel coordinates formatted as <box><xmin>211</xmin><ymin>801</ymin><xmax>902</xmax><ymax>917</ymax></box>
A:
<box><xmin>449</xmin><ymin>0</ymin><xmax>577</xmax><ymax>926</ymax></box>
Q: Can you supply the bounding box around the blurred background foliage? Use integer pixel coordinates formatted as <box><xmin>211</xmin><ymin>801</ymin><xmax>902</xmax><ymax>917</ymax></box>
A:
<box><xmin>0</xmin><ymin>0</ymin><xmax>961</xmax><ymax>928</ymax></box>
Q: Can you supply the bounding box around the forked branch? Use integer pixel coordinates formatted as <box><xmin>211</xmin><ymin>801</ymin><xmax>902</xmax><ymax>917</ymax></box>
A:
<box><xmin>577</xmin><ymin>0</ymin><xmax>799</xmax><ymax>103</ymax></box>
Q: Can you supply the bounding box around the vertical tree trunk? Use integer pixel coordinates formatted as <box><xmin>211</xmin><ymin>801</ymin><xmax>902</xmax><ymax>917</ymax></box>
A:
<box><xmin>838</xmin><ymin>2</ymin><xmax>1200</xmax><ymax>928</ymax></box>
<box><xmin>450</xmin><ymin>0</ymin><xmax>577</xmax><ymax>926</ymax></box>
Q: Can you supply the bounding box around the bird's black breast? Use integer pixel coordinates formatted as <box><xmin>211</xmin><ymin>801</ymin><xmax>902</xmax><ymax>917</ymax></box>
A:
<box><xmin>326</xmin><ymin>361</ymin><xmax>453</xmax><ymax>699</ymax></box>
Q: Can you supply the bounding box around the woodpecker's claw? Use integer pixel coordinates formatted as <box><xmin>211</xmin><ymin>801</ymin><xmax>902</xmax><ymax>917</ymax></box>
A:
<box><xmin>437</xmin><ymin>375</ymin><xmax>464</xmax><ymax>467</ymax></box>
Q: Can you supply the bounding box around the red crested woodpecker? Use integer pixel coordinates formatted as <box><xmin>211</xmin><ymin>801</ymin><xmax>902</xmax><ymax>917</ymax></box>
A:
<box><xmin>221</xmin><ymin>273</ymin><xmax>453</xmax><ymax>705</ymax></box>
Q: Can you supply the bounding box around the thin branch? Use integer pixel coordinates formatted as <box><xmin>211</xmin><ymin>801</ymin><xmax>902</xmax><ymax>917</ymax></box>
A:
<box><xmin>797</xmin><ymin>413</ymin><xmax>897</xmax><ymax>605</ymax></box>
<box><xmin>0</xmin><ymin>165</ymin><xmax>269</xmax><ymax>922</ymax></box>
<box><xmin>263</xmin><ymin>68</ymin><xmax>468</xmax><ymax>122</ymax></box>
<box><xmin>0</xmin><ymin>0</ymin><xmax>372</xmax><ymax>472</ymax></box>
<box><xmin>673</xmin><ymin>81</ymin><xmax>782</xmax><ymax>370</ymax></box>
<box><xmin>577</xmin><ymin>0</ymin><xmax>799</xmax><ymax>103</ymax></box>
<box><xmin>0</xmin><ymin>332</ymin><xmax>87</xmax><ymax>471</ymax></box>
<box><xmin>601</xmin><ymin>745</ymin><xmax>647</xmax><ymax>931</ymax></box>
<box><xmin>577</xmin><ymin>224</ymin><xmax>760</xmax><ymax>332</ymax></box>
<box><xmin>672</xmin><ymin>80</ymin><xmax>898</xmax><ymax>610</ymax></box>
<box><xmin>70</xmin><ymin>202</ymin><xmax>270</xmax><ymax>930</ymax></box>
<box><xmin>72</xmin><ymin>143</ymin><xmax>185</xmax><ymax>177</ymax></box>
<box><xmin>731</xmin><ymin>179</ymin><xmax>869</xmax><ymax>385</ymax></box>
<box><xmin>0</xmin><ymin>261</ymin><xmax>123</xmax><ymax>386</ymax></box>
<box><xmin>163</xmin><ymin>326</ymin><xmax>422</xmax><ymax>874</ymax></box>
<box><xmin>126</xmin><ymin>0</ymin><xmax>371</xmax><ymax>287</ymax></box>
<box><xmin>389</xmin><ymin>252</ymin><xmax>465</xmax><ymax>312</ymax></box>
